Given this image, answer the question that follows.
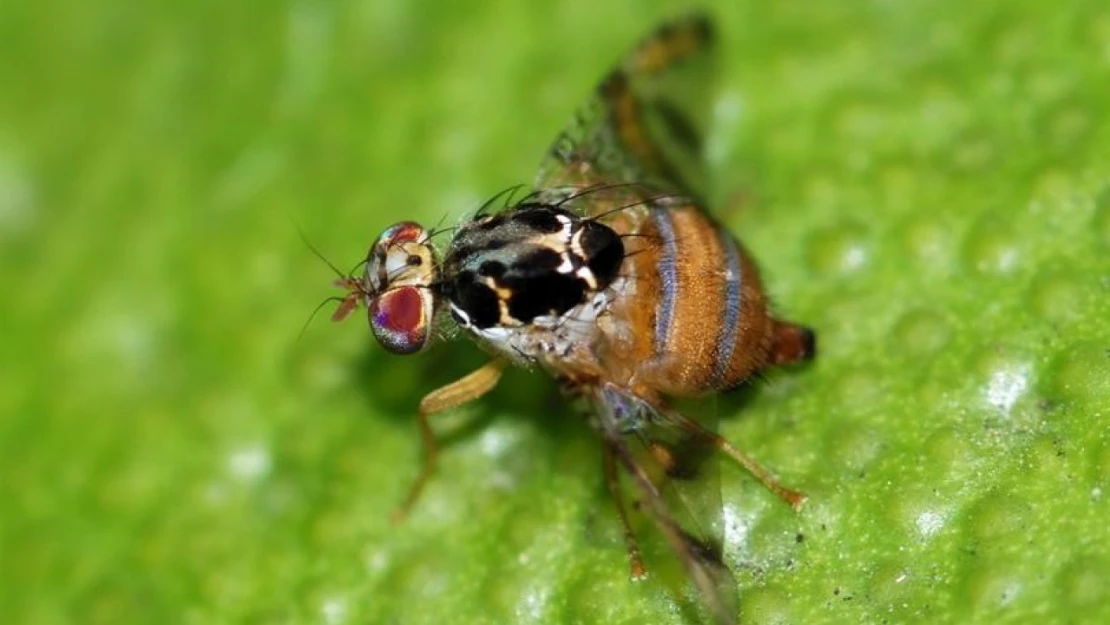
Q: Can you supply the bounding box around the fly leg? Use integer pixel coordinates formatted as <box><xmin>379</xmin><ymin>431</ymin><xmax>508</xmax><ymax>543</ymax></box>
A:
<box><xmin>712</xmin><ymin>437</ymin><xmax>806</xmax><ymax>510</ymax></box>
<box><xmin>392</xmin><ymin>359</ymin><xmax>506</xmax><ymax>522</ymax></box>
<box><xmin>602</xmin><ymin>440</ymin><xmax>647</xmax><ymax>580</ymax></box>
<box><xmin>667</xmin><ymin>407</ymin><xmax>807</xmax><ymax>511</ymax></box>
<box><xmin>709</xmin><ymin>318</ymin><xmax>814</xmax><ymax>509</ymax></box>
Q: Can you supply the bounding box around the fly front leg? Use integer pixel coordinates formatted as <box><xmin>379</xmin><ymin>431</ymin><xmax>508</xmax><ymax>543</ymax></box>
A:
<box><xmin>392</xmin><ymin>359</ymin><xmax>506</xmax><ymax>523</ymax></box>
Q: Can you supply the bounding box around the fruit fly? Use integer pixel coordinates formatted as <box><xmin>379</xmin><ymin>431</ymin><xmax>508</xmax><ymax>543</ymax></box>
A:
<box><xmin>328</xmin><ymin>13</ymin><xmax>815</xmax><ymax>625</ymax></box>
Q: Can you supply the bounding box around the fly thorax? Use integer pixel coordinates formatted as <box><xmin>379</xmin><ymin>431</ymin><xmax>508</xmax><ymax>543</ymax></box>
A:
<box><xmin>439</xmin><ymin>204</ymin><xmax>624</xmax><ymax>363</ymax></box>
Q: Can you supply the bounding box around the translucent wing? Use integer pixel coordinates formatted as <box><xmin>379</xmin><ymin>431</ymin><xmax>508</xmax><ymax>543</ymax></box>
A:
<box><xmin>592</xmin><ymin>385</ymin><xmax>737</xmax><ymax>625</ymax></box>
<box><xmin>535</xmin><ymin>13</ymin><xmax>718</xmax><ymax>204</ymax></box>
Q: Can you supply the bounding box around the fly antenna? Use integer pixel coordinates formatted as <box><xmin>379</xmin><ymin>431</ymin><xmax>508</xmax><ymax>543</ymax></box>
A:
<box><xmin>293</xmin><ymin>221</ymin><xmax>364</xmax><ymax>341</ymax></box>
<box><xmin>295</xmin><ymin>223</ymin><xmax>348</xmax><ymax>280</ymax></box>
<box><xmin>298</xmin><ymin>295</ymin><xmax>352</xmax><ymax>341</ymax></box>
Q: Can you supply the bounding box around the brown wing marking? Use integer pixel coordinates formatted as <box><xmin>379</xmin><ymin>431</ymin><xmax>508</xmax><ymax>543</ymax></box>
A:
<box><xmin>535</xmin><ymin>12</ymin><xmax>717</xmax><ymax>201</ymax></box>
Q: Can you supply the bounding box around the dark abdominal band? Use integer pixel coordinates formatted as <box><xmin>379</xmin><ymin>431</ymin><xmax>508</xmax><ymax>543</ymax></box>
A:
<box><xmin>651</xmin><ymin>208</ymin><xmax>678</xmax><ymax>354</ymax></box>
<box><xmin>709</xmin><ymin>229</ymin><xmax>743</xmax><ymax>387</ymax></box>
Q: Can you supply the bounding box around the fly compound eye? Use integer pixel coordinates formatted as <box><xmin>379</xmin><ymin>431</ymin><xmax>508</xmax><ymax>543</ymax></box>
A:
<box><xmin>368</xmin><ymin>286</ymin><xmax>434</xmax><ymax>354</ymax></box>
<box><xmin>364</xmin><ymin>221</ymin><xmax>436</xmax><ymax>294</ymax></box>
<box><xmin>362</xmin><ymin>221</ymin><xmax>439</xmax><ymax>354</ymax></box>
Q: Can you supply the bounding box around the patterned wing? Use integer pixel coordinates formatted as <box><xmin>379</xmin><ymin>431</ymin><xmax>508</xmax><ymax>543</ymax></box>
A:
<box><xmin>592</xmin><ymin>385</ymin><xmax>737</xmax><ymax>625</ymax></box>
<box><xmin>535</xmin><ymin>13</ymin><xmax>718</xmax><ymax>204</ymax></box>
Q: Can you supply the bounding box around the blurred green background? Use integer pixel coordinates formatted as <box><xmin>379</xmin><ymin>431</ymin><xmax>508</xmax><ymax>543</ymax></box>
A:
<box><xmin>2</xmin><ymin>0</ymin><xmax>1108</xmax><ymax>623</ymax></box>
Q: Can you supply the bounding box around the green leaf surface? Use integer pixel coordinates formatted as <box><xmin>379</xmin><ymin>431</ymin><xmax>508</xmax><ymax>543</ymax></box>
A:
<box><xmin>2</xmin><ymin>1</ymin><xmax>1108</xmax><ymax>624</ymax></box>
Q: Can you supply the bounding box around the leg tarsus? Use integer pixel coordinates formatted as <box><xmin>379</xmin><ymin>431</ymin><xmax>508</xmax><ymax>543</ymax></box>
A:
<box><xmin>715</xmin><ymin>438</ymin><xmax>807</xmax><ymax>511</ymax></box>
<box><xmin>602</xmin><ymin>442</ymin><xmax>647</xmax><ymax>580</ymax></box>
<box><xmin>665</xmin><ymin>407</ymin><xmax>808</xmax><ymax>511</ymax></box>
<box><xmin>391</xmin><ymin>408</ymin><xmax>439</xmax><ymax>524</ymax></box>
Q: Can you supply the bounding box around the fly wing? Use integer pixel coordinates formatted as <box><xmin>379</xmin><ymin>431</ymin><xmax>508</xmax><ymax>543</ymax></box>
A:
<box><xmin>535</xmin><ymin>13</ymin><xmax>718</xmax><ymax>204</ymax></box>
<box><xmin>592</xmin><ymin>385</ymin><xmax>737</xmax><ymax>625</ymax></box>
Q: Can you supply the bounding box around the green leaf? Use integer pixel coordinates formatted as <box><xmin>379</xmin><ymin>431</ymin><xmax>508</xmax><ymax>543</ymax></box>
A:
<box><xmin>2</xmin><ymin>1</ymin><xmax>1108</xmax><ymax>624</ymax></box>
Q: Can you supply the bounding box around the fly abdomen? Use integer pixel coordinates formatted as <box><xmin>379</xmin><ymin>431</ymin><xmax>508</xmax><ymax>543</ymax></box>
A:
<box><xmin>609</xmin><ymin>202</ymin><xmax>778</xmax><ymax>395</ymax></box>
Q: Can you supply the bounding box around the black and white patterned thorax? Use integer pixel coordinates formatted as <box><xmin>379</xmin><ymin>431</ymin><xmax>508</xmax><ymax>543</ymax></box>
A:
<box><xmin>437</xmin><ymin>203</ymin><xmax>624</xmax><ymax>361</ymax></box>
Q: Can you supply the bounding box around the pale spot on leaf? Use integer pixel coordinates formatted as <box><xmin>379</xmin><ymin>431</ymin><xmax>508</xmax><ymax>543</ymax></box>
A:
<box><xmin>985</xmin><ymin>364</ymin><xmax>1030</xmax><ymax>415</ymax></box>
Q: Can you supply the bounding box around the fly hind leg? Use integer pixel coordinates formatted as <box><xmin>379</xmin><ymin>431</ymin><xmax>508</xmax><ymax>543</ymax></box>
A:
<box><xmin>602</xmin><ymin>441</ymin><xmax>647</xmax><ymax>580</ymax></box>
<box><xmin>665</xmin><ymin>405</ymin><xmax>808</xmax><ymax>511</ymax></box>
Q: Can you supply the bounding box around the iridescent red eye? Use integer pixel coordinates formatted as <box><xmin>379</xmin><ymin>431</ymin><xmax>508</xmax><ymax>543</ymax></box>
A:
<box><xmin>368</xmin><ymin>286</ymin><xmax>433</xmax><ymax>354</ymax></box>
<box><xmin>375</xmin><ymin>222</ymin><xmax>426</xmax><ymax>246</ymax></box>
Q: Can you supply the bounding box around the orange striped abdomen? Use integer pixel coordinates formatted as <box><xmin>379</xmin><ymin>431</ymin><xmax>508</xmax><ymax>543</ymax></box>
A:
<box><xmin>604</xmin><ymin>204</ymin><xmax>779</xmax><ymax>396</ymax></box>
